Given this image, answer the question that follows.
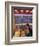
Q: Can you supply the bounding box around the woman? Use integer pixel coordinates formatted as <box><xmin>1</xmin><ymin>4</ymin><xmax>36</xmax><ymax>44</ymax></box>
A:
<box><xmin>20</xmin><ymin>25</ymin><xmax>26</xmax><ymax>37</ymax></box>
<box><xmin>20</xmin><ymin>29</ymin><xmax>25</xmax><ymax>37</ymax></box>
<box><xmin>13</xmin><ymin>26</ymin><xmax>20</xmax><ymax>37</ymax></box>
<box><xmin>25</xmin><ymin>23</ymin><xmax>32</xmax><ymax>36</ymax></box>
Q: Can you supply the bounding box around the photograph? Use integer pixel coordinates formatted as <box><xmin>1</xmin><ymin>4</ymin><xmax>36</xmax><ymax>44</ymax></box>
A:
<box><xmin>11</xmin><ymin>7</ymin><xmax>33</xmax><ymax>38</ymax></box>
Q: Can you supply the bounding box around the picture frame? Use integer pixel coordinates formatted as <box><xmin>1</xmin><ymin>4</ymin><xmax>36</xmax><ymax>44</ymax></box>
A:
<box><xmin>5</xmin><ymin>1</ymin><xmax>38</xmax><ymax>44</ymax></box>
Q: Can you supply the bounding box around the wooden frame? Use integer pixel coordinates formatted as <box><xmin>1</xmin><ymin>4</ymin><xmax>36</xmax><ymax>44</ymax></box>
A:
<box><xmin>5</xmin><ymin>1</ymin><xmax>38</xmax><ymax>45</ymax></box>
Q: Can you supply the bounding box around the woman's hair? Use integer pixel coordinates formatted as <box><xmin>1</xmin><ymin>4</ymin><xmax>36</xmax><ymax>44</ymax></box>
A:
<box><xmin>25</xmin><ymin>23</ymin><xmax>32</xmax><ymax>33</ymax></box>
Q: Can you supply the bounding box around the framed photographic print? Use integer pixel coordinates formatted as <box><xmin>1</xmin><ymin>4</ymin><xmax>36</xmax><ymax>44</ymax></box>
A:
<box><xmin>5</xmin><ymin>2</ymin><xmax>38</xmax><ymax>44</ymax></box>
